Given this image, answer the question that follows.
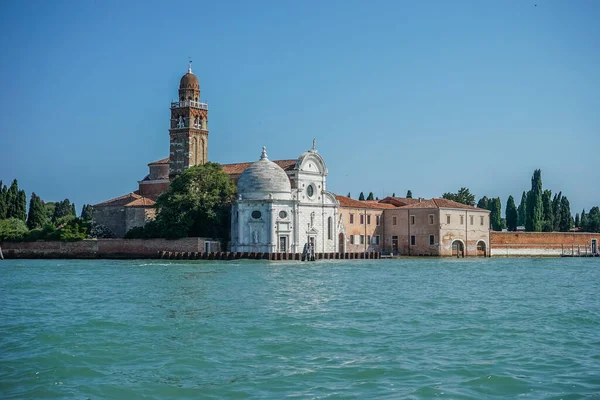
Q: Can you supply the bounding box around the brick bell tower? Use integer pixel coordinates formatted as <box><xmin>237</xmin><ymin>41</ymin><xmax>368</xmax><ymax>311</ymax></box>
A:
<box><xmin>169</xmin><ymin>61</ymin><xmax>209</xmax><ymax>179</ymax></box>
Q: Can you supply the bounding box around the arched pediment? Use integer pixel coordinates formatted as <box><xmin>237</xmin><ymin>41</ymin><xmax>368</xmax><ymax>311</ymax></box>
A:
<box><xmin>295</xmin><ymin>151</ymin><xmax>328</xmax><ymax>175</ymax></box>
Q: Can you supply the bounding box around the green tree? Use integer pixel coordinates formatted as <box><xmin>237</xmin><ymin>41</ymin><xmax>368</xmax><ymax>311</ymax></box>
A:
<box><xmin>552</xmin><ymin>192</ymin><xmax>562</xmax><ymax>231</ymax></box>
<box><xmin>490</xmin><ymin>197</ymin><xmax>502</xmax><ymax>231</ymax></box>
<box><xmin>392</xmin><ymin>192</ymin><xmax>396</xmax><ymax>197</ymax></box>
<box><xmin>0</xmin><ymin>218</ymin><xmax>28</xmax><ymax>241</ymax></box>
<box><xmin>81</xmin><ymin>204</ymin><xmax>93</xmax><ymax>221</ymax></box>
<box><xmin>27</xmin><ymin>193</ymin><xmax>47</xmax><ymax>229</ymax></box>
<box><xmin>366</xmin><ymin>192</ymin><xmax>374</xmax><ymax>201</ymax></box>
<box><xmin>542</xmin><ymin>189</ymin><xmax>553</xmax><ymax>232</ymax></box>
<box><xmin>347</xmin><ymin>192</ymin><xmax>351</xmax><ymax>198</ymax></box>
<box><xmin>442</xmin><ymin>187</ymin><xmax>476</xmax><ymax>207</ymax></box>
<box><xmin>586</xmin><ymin>206</ymin><xmax>600</xmax><ymax>232</ymax></box>
<box><xmin>406</xmin><ymin>190</ymin><xmax>412</xmax><ymax>198</ymax></box>
<box><xmin>130</xmin><ymin>163</ymin><xmax>236</xmax><ymax>239</ymax></box>
<box><xmin>517</xmin><ymin>191</ymin><xmax>527</xmax><ymax>226</ymax></box>
<box><xmin>559</xmin><ymin>196</ymin><xmax>572</xmax><ymax>232</ymax></box>
<box><xmin>16</xmin><ymin>190</ymin><xmax>27</xmax><ymax>221</ymax></box>
<box><xmin>525</xmin><ymin>170</ymin><xmax>543</xmax><ymax>232</ymax></box>
<box><xmin>506</xmin><ymin>195</ymin><xmax>518</xmax><ymax>231</ymax></box>
<box><xmin>358</xmin><ymin>192</ymin><xmax>365</xmax><ymax>201</ymax></box>
<box><xmin>52</xmin><ymin>199</ymin><xmax>76</xmax><ymax>224</ymax></box>
<box><xmin>580</xmin><ymin>209</ymin><xmax>587</xmax><ymax>231</ymax></box>
<box><xmin>0</xmin><ymin>180</ymin><xmax>6</xmax><ymax>219</ymax></box>
<box><xmin>6</xmin><ymin>179</ymin><xmax>19</xmax><ymax>219</ymax></box>
<box><xmin>574</xmin><ymin>213</ymin><xmax>580</xmax><ymax>227</ymax></box>
<box><xmin>477</xmin><ymin>196</ymin><xmax>489</xmax><ymax>210</ymax></box>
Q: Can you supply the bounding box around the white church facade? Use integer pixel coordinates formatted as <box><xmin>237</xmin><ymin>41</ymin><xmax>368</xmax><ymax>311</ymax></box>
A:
<box><xmin>230</xmin><ymin>143</ymin><xmax>338</xmax><ymax>255</ymax></box>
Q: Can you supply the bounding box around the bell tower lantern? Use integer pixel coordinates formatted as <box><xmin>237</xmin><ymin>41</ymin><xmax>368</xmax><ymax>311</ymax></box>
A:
<box><xmin>169</xmin><ymin>61</ymin><xmax>209</xmax><ymax>179</ymax></box>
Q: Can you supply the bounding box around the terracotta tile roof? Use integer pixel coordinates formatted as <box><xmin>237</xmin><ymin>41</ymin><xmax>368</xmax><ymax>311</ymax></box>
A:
<box><xmin>221</xmin><ymin>159</ymin><xmax>297</xmax><ymax>175</ymax></box>
<box><xmin>148</xmin><ymin>157</ymin><xmax>169</xmax><ymax>166</ymax></box>
<box><xmin>335</xmin><ymin>195</ymin><xmax>396</xmax><ymax>209</ymax></box>
<box><xmin>379</xmin><ymin>196</ymin><xmax>421</xmax><ymax>206</ymax></box>
<box><xmin>94</xmin><ymin>192</ymin><xmax>155</xmax><ymax>208</ymax></box>
<box><xmin>397</xmin><ymin>198</ymin><xmax>487</xmax><ymax>211</ymax></box>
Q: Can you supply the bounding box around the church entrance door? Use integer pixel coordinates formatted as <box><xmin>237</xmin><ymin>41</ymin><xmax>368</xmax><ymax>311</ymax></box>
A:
<box><xmin>279</xmin><ymin>236</ymin><xmax>287</xmax><ymax>253</ymax></box>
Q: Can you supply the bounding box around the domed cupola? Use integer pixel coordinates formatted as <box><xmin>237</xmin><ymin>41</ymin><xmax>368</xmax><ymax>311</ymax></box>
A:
<box><xmin>180</xmin><ymin>61</ymin><xmax>199</xmax><ymax>89</ymax></box>
<box><xmin>237</xmin><ymin>147</ymin><xmax>292</xmax><ymax>200</ymax></box>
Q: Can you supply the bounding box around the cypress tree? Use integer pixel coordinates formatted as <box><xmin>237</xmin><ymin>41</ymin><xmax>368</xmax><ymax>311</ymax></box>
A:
<box><xmin>6</xmin><ymin>179</ymin><xmax>19</xmax><ymax>219</ymax></box>
<box><xmin>506</xmin><ymin>195</ymin><xmax>518</xmax><ymax>231</ymax></box>
<box><xmin>574</xmin><ymin>213</ymin><xmax>580</xmax><ymax>228</ymax></box>
<box><xmin>27</xmin><ymin>193</ymin><xmax>47</xmax><ymax>229</ymax></box>
<box><xmin>406</xmin><ymin>190</ymin><xmax>412</xmax><ymax>198</ymax></box>
<box><xmin>490</xmin><ymin>197</ymin><xmax>502</xmax><ymax>231</ymax></box>
<box><xmin>525</xmin><ymin>169</ymin><xmax>543</xmax><ymax>232</ymax></box>
<box><xmin>0</xmin><ymin>181</ymin><xmax>6</xmax><ymax>219</ymax></box>
<box><xmin>580</xmin><ymin>209</ymin><xmax>587</xmax><ymax>231</ymax></box>
<box><xmin>81</xmin><ymin>204</ymin><xmax>93</xmax><ymax>221</ymax></box>
<box><xmin>347</xmin><ymin>193</ymin><xmax>351</xmax><ymax>198</ymax></box>
<box><xmin>517</xmin><ymin>191</ymin><xmax>527</xmax><ymax>226</ymax></box>
<box><xmin>16</xmin><ymin>190</ymin><xmax>27</xmax><ymax>221</ymax></box>
<box><xmin>477</xmin><ymin>196</ymin><xmax>489</xmax><ymax>210</ymax></box>
<box><xmin>552</xmin><ymin>192</ymin><xmax>562</xmax><ymax>231</ymax></box>
<box><xmin>559</xmin><ymin>196</ymin><xmax>572</xmax><ymax>232</ymax></box>
<box><xmin>358</xmin><ymin>192</ymin><xmax>365</xmax><ymax>201</ymax></box>
<box><xmin>367</xmin><ymin>192</ymin><xmax>374</xmax><ymax>201</ymax></box>
<box><xmin>542</xmin><ymin>189</ymin><xmax>553</xmax><ymax>232</ymax></box>
<box><xmin>392</xmin><ymin>192</ymin><xmax>396</xmax><ymax>197</ymax></box>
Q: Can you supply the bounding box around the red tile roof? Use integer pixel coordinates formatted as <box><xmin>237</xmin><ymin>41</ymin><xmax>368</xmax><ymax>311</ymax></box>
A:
<box><xmin>220</xmin><ymin>159</ymin><xmax>297</xmax><ymax>175</ymax></box>
<box><xmin>379</xmin><ymin>196</ymin><xmax>421</xmax><ymax>206</ymax></box>
<box><xmin>335</xmin><ymin>195</ymin><xmax>397</xmax><ymax>209</ymax></box>
<box><xmin>94</xmin><ymin>192</ymin><xmax>156</xmax><ymax>208</ymax></box>
<box><xmin>148</xmin><ymin>157</ymin><xmax>169</xmax><ymax>166</ymax></box>
<box><xmin>398</xmin><ymin>198</ymin><xmax>487</xmax><ymax>211</ymax></box>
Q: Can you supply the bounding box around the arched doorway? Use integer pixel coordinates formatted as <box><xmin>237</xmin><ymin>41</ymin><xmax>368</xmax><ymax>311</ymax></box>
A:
<box><xmin>452</xmin><ymin>240</ymin><xmax>465</xmax><ymax>258</ymax></box>
<box><xmin>476</xmin><ymin>241</ymin><xmax>487</xmax><ymax>257</ymax></box>
<box><xmin>338</xmin><ymin>233</ymin><xmax>345</xmax><ymax>254</ymax></box>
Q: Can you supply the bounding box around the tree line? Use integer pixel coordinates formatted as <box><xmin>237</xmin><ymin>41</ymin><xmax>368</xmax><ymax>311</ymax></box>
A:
<box><xmin>441</xmin><ymin>170</ymin><xmax>600</xmax><ymax>232</ymax></box>
<box><xmin>0</xmin><ymin>179</ymin><xmax>95</xmax><ymax>241</ymax></box>
<box><xmin>348</xmin><ymin>190</ymin><xmax>413</xmax><ymax>200</ymax></box>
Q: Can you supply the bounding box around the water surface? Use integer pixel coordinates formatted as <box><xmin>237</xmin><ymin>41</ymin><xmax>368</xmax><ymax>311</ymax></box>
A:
<box><xmin>1</xmin><ymin>258</ymin><xmax>599</xmax><ymax>399</ymax></box>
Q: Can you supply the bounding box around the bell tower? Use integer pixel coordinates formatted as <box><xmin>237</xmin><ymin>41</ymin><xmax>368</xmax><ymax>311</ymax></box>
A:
<box><xmin>169</xmin><ymin>61</ymin><xmax>209</xmax><ymax>179</ymax></box>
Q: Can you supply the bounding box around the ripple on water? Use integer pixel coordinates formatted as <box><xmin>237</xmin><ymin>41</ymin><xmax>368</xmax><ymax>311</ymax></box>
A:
<box><xmin>0</xmin><ymin>258</ymin><xmax>599</xmax><ymax>399</ymax></box>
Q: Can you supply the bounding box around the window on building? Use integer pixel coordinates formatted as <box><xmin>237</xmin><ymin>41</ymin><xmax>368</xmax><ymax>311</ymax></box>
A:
<box><xmin>350</xmin><ymin>214</ymin><xmax>354</xmax><ymax>224</ymax></box>
<box><xmin>429</xmin><ymin>214</ymin><xmax>434</xmax><ymax>224</ymax></box>
<box><xmin>367</xmin><ymin>235</ymin><xmax>371</xmax><ymax>245</ymax></box>
<box><xmin>360</xmin><ymin>235</ymin><xmax>365</xmax><ymax>244</ymax></box>
<box><xmin>470</xmin><ymin>215</ymin><xmax>474</xmax><ymax>225</ymax></box>
<box><xmin>350</xmin><ymin>235</ymin><xmax>355</xmax><ymax>244</ymax></box>
<box><xmin>392</xmin><ymin>216</ymin><xmax>397</xmax><ymax>225</ymax></box>
<box><xmin>446</xmin><ymin>215</ymin><xmax>451</xmax><ymax>224</ymax></box>
<box><xmin>374</xmin><ymin>235</ymin><xmax>380</xmax><ymax>245</ymax></box>
<box><xmin>429</xmin><ymin>235</ymin><xmax>435</xmax><ymax>245</ymax></box>
<box><xmin>327</xmin><ymin>216</ymin><xmax>332</xmax><ymax>240</ymax></box>
<box><xmin>410</xmin><ymin>215</ymin><xmax>415</xmax><ymax>225</ymax></box>
<box><xmin>376</xmin><ymin>215</ymin><xmax>380</xmax><ymax>226</ymax></box>
<box><xmin>410</xmin><ymin>235</ymin><xmax>416</xmax><ymax>245</ymax></box>
<box><xmin>480</xmin><ymin>216</ymin><xmax>484</xmax><ymax>226</ymax></box>
<box><xmin>367</xmin><ymin>215</ymin><xmax>371</xmax><ymax>225</ymax></box>
<box><xmin>460</xmin><ymin>215</ymin><xmax>464</xmax><ymax>225</ymax></box>
<box><xmin>360</xmin><ymin>214</ymin><xmax>364</xmax><ymax>224</ymax></box>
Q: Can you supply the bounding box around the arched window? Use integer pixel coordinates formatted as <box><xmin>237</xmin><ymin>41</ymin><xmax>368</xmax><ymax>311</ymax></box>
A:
<box><xmin>200</xmin><ymin>138</ymin><xmax>205</xmax><ymax>164</ymax></box>
<box><xmin>328</xmin><ymin>216</ymin><xmax>332</xmax><ymax>240</ymax></box>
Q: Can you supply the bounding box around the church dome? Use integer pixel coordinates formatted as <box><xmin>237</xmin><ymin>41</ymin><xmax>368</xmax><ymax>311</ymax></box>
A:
<box><xmin>238</xmin><ymin>147</ymin><xmax>292</xmax><ymax>200</ymax></box>
<box><xmin>180</xmin><ymin>72</ymin><xmax>199</xmax><ymax>89</ymax></box>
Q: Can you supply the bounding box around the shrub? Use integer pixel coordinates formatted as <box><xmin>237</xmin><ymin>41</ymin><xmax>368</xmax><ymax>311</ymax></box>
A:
<box><xmin>0</xmin><ymin>218</ymin><xmax>29</xmax><ymax>241</ymax></box>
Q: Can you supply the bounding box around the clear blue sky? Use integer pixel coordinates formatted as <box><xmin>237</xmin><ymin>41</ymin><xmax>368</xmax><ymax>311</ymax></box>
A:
<box><xmin>1</xmin><ymin>0</ymin><xmax>598</xmax><ymax>216</ymax></box>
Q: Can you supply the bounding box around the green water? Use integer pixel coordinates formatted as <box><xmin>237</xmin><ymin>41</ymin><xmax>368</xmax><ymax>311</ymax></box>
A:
<box><xmin>1</xmin><ymin>258</ymin><xmax>599</xmax><ymax>399</ymax></box>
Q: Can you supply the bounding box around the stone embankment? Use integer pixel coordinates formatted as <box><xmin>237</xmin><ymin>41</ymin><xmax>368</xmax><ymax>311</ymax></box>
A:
<box><xmin>157</xmin><ymin>251</ymin><xmax>380</xmax><ymax>261</ymax></box>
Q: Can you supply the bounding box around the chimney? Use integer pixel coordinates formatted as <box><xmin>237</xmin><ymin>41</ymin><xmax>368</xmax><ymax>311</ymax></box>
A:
<box><xmin>419</xmin><ymin>198</ymin><xmax>422</xmax><ymax>202</ymax></box>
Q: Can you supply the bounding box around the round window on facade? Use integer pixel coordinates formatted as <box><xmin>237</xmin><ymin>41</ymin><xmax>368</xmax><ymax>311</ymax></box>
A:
<box><xmin>251</xmin><ymin>210</ymin><xmax>262</xmax><ymax>219</ymax></box>
<box><xmin>307</xmin><ymin>185</ymin><xmax>314</xmax><ymax>198</ymax></box>
<box><xmin>279</xmin><ymin>210</ymin><xmax>287</xmax><ymax>219</ymax></box>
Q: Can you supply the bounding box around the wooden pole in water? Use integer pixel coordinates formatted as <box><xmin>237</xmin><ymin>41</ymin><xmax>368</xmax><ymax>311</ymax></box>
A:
<box><xmin>0</xmin><ymin>245</ymin><xmax>3</xmax><ymax>260</ymax></box>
